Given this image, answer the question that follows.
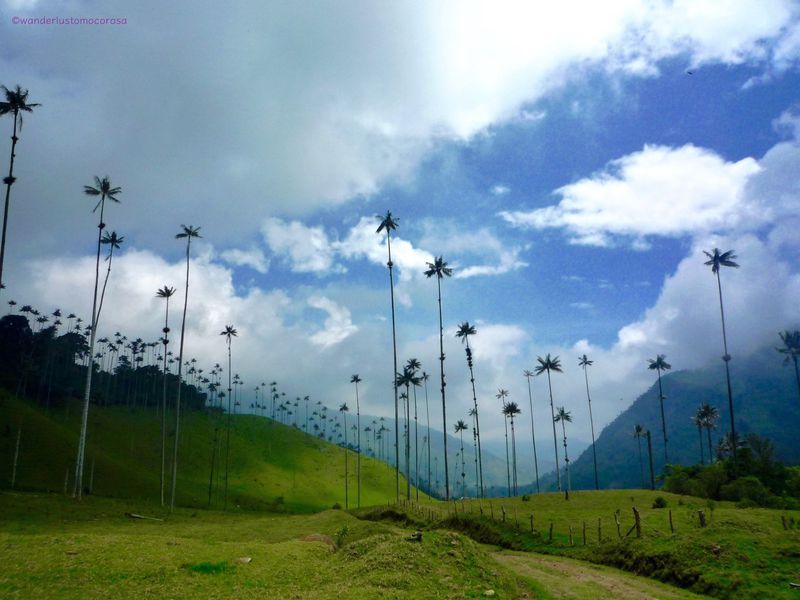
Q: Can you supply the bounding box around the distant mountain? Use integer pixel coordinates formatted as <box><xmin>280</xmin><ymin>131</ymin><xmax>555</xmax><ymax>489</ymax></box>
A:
<box><xmin>563</xmin><ymin>345</ymin><xmax>799</xmax><ymax>491</ymax></box>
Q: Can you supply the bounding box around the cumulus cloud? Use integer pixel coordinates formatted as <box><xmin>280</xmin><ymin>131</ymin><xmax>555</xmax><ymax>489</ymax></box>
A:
<box><xmin>262</xmin><ymin>218</ymin><xmax>342</xmax><ymax>274</ymax></box>
<box><xmin>219</xmin><ymin>247</ymin><xmax>269</xmax><ymax>274</ymax></box>
<box><xmin>308</xmin><ymin>296</ymin><xmax>358</xmax><ymax>348</ymax></box>
<box><xmin>500</xmin><ymin>144</ymin><xmax>763</xmax><ymax>246</ymax></box>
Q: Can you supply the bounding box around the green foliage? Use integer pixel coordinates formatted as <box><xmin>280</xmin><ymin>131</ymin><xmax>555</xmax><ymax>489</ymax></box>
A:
<box><xmin>334</xmin><ymin>525</ymin><xmax>350</xmax><ymax>547</ymax></box>
<box><xmin>183</xmin><ymin>561</ymin><xmax>231</xmax><ymax>575</ymax></box>
<box><xmin>652</xmin><ymin>496</ymin><xmax>667</xmax><ymax>508</ymax></box>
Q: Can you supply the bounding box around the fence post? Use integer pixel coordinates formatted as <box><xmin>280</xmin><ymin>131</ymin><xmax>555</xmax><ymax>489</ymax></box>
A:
<box><xmin>569</xmin><ymin>525</ymin><xmax>574</xmax><ymax>546</ymax></box>
<box><xmin>698</xmin><ymin>510</ymin><xmax>707</xmax><ymax>528</ymax></box>
<box><xmin>669</xmin><ymin>509</ymin><xmax>674</xmax><ymax>533</ymax></box>
<box><xmin>632</xmin><ymin>507</ymin><xmax>641</xmax><ymax>538</ymax></box>
<box><xmin>597</xmin><ymin>517</ymin><xmax>602</xmax><ymax>543</ymax></box>
<box><xmin>548</xmin><ymin>522</ymin><xmax>553</xmax><ymax>543</ymax></box>
<box><xmin>530</xmin><ymin>514</ymin><xmax>534</xmax><ymax>533</ymax></box>
<box><xmin>501</xmin><ymin>506</ymin><xmax>506</xmax><ymax>523</ymax></box>
<box><xmin>614</xmin><ymin>510</ymin><xmax>622</xmax><ymax>539</ymax></box>
<box><xmin>582</xmin><ymin>521</ymin><xmax>587</xmax><ymax>545</ymax></box>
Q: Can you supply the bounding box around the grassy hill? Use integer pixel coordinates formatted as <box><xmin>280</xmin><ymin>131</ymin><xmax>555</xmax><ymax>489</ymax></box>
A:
<box><xmin>0</xmin><ymin>391</ymin><xmax>410</xmax><ymax>512</ymax></box>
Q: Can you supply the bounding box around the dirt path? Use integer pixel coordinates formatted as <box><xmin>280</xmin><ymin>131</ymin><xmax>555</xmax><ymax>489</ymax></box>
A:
<box><xmin>492</xmin><ymin>551</ymin><xmax>709</xmax><ymax>600</ymax></box>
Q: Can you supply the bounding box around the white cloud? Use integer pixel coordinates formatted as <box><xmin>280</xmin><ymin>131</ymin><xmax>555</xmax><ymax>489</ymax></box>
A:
<box><xmin>261</xmin><ymin>218</ymin><xmax>342</xmax><ymax>274</ymax></box>
<box><xmin>500</xmin><ymin>144</ymin><xmax>762</xmax><ymax>246</ymax></box>
<box><xmin>219</xmin><ymin>247</ymin><xmax>269</xmax><ymax>274</ymax></box>
<box><xmin>308</xmin><ymin>296</ymin><xmax>358</xmax><ymax>348</ymax></box>
<box><xmin>491</xmin><ymin>185</ymin><xmax>510</xmax><ymax>196</ymax></box>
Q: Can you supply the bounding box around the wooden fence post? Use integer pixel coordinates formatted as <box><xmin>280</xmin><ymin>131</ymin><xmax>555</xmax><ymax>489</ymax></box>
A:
<box><xmin>781</xmin><ymin>515</ymin><xmax>788</xmax><ymax>531</ymax></box>
<box><xmin>569</xmin><ymin>525</ymin><xmax>574</xmax><ymax>546</ymax></box>
<box><xmin>698</xmin><ymin>510</ymin><xmax>707</xmax><ymax>528</ymax></box>
<box><xmin>530</xmin><ymin>514</ymin><xmax>534</xmax><ymax>533</ymax></box>
<box><xmin>582</xmin><ymin>521</ymin><xmax>587</xmax><ymax>545</ymax></box>
<box><xmin>597</xmin><ymin>517</ymin><xmax>602</xmax><ymax>543</ymax></box>
<box><xmin>548</xmin><ymin>522</ymin><xmax>554</xmax><ymax>543</ymax></box>
<box><xmin>614</xmin><ymin>510</ymin><xmax>622</xmax><ymax>539</ymax></box>
<box><xmin>501</xmin><ymin>506</ymin><xmax>506</xmax><ymax>523</ymax></box>
<box><xmin>669</xmin><ymin>509</ymin><xmax>674</xmax><ymax>534</ymax></box>
<box><xmin>632</xmin><ymin>507</ymin><xmax>641</xmax><ymax>538</ymax></box>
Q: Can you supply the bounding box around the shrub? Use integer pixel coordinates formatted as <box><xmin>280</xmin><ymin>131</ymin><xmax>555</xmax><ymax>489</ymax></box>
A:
<box><xmin>652</xmin><ymin>496</ymin><xmax>668</xmax><ymax>509</ymax></box>
<box><xmin>332</xmin><ymin>502</ymin><xmax>342</xmax><ymax>510</ymax></box>
<box><xmin>521</xmin><ymin>495</ymin><xmax>530</xmax><ymax>501</ymax></box>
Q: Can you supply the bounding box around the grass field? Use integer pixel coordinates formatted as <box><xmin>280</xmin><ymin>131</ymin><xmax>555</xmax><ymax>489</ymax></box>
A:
<box><xmin>0</xmin><ymin>392</ymin><xmax>409</xmax><ymax>512</ymax></box>
<box><xmin>0</xmin><ymin>491</ymin><xmax>527</xmax><ymax>599</ymax></box>
<box><xmin>364</xmin><ymin>490</ymin><xmax>800</xmax><ymax>599</ymax></box>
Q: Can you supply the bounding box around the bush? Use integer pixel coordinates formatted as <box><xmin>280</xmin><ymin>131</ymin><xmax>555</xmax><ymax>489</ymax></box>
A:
<box><xmin>521</xmin><ymin>495</ymin><xmax>530</xmax><ymax>501</ymax></box>
<box><xmin>720</xmin><ymin>476</ymin><xmax>773</xmax><ymax>506</ymax></box>
<box><xmin>652</xmin><ymin>496</ymin><xmax>668</xmax><ymax>509</ymax></box>
<box><xmin>332</xmin><ymin>502</ymin><xmax>342</xmax><ymax>510</ymax></box>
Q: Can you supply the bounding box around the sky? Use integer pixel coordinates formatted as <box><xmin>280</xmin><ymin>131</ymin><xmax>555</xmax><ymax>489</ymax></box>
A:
<box><xmin>2</xmin><ymin>0</ymin><xmax>800</xmax><ymax>462</ymax></box>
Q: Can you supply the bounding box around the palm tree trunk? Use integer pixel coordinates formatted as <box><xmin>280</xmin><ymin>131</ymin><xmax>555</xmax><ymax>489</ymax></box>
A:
<box><xmin>74</xmin><ymin>194</ymin><xmax>107</xmax><ymax>498</ymax></box>
<box><xmin>698</xmin><ymin>423</ymin><xmax>704</xmax><ymax>465</ymax></box>
<box><xmin>706</xmin><ymin>426</ymin><xmax>713</xmax><ymax>463</ymax></box>
<box><xmin>561</xmin><ymin>419</ymin><xmax>570</xmax><ymax>500</ymax></box>
<box><xmin>0</xmin><ymin>111</ymin><xmax>19</xmax><ymax>290</ymax></box>
<box><xmin>224</xmin><ymin>345</ymin><xmax>233</xmax><ymax>511</ymax></box>
<box><xmin>405</xmin><ymin>383</ymin><xmax>411</xmax><ymax>500</ymax></box>
<box><xmin>503</xmin><ymin>414</ymin><xmax>511</xmax><ymax>497</ymax></box>
<box><xmin>436</xmin><ymin>276</ymin><xmax>449</xmax><ymax>501</ymax></box>
<box><xmin>355</xmin><ymin>382</ymin><xmax>361</xmax><ymax>509</ymax></box>
<box><xmin>525</xmin><ymin>377</ymin><xmax>541</xmax><ymax>493</ymax></box>
<box><xmin>636</xmin><ymin>436</ymin><xmax>644</xmax><ymax>488</ymax></box>
<box><xmin>343</xmin><ymin>413</ymin><xmax>348</xmax><ymax>510</ymax></box>
<box><xmin>657</xmin><ymin>371</ymin><xmax>668</xmax><ymax>464</ymax></box>
<box><xmin>472</xmin><ymin>423</ymin><xmax>479</xmax><ymax>498</ymax></box>
<box><xmin>583</xmin><ymin>367</ymin><xmax>599</xmax><ymax>490</ymax></box>
<box><xmin>385</xmin><ymin>233</ymin><xmax>400</xmax><ymax>501</ymax></box>
<box><xmin>207</xmin><ymin>425</ymin><xmax>218</xmax><ymax>507</ymax></box>
<box><xmin>170</xmin><ymin>237</ymin><xmax>193</xmax><ymax>511</ymax></box>
<box><xmin>424</xmin><ymin>379</ymin><xmax>431</xmax><ymax>494</ymax></box>
<box><xmin>715</xmin><ymin>270</ymin><xmax>737</xmax><ymax>462</ymax></box>
<box><xmin>511</xmin><ymin>417</ymin><xmax>518</xmax><ymax>496</ymax></box>
<box><xmin>465</xmin><ymin>340</ymin><xmax>484</xmax><ymax>497</ymax></box>
<box><xmin>413</xmin><ymin>384</ymin><xmax>419</xmax><ymax>502</ymax></box>
<box><xmin>10</xmin><ymin>422</ymin><xmax>21</xmax><ymax>488</ymax></box>
<box><xmin>160</xmin><ymin>303</ymin><xmax>169</xmax><ymax>507</ymax></box>
<box><xmin>793</xmin><ymin>356</ymin><xmax>800</xmax><ymax>407</ymax></box>
<box><xmin>646</xmin><ymin>430</ymin><xmax>655</xmax><ymax>490</ymax></box>
<box><xmin>459</xmin><ymin>430</ymin><xmax>465</xmax><ymax>498</ymax></box>
<box><xmin>545</xmin><ymin>370</ymin><xmax>561</xmax><ymax>491</ymax></box>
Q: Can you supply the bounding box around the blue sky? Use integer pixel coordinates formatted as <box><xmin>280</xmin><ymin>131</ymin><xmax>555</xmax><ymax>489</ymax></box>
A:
<box><xmin>2</xmin><ymin>0</ymin><xmax>800</xmax><ymax>464</ymax></box>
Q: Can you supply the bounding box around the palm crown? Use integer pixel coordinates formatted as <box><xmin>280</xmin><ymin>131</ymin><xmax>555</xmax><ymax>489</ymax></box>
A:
<box><xmin>375</xmin><ymin>211</ymin><xmax>399</xmax><ymax>234</ymax></box>
<box><xmin>554</xmin><ymin>406</ymin><xmax>572</xmax><ymax>423</ymax></box>
<box><xmin>778</xmin><ymin>330</ymin><xmax>800</xmax><ymax>362</ymax></box>
<box><xmin>350</xmin><ymin>374</ymin><xmax>362</xmax><ymax>384</ymax></box>
<box><xmin>534</xmin><ymin>354</ymin><xmax>562</xmax><ymax>375</ymax></box>
<box><xmin>456</xmin><ymin>321</ymin><xmax>477</xmax><ymax>342</ymax></box>
<box><xmin>220</xmin><ymin>325</ymin><xmax>238</xmax><ymax>344</ymax></box>
<box><xmin>503</xmin><ymin>401</ymin><xmax>521</xmax><ymax>417</ymax></box>
<box><xmin>424</xmin><ymin>256</ymin><xmax>453</xmax><ymax>279</ymax></box>
<box><xmin>703</xmin><ymin>248</ymin><xmax>738</xmax><ymax>274</ymax></box>
<box><xmin>0</xmin><ymin>85</ymin><xmax>41</xmax><ymax>127</ymax></box>
<box><xmin>454</xmin><ymin>420</ymin><xmax>468</xmax><ymax>433</ymax></box>
<box><xmin>84</xmin><ymin>176</ymin><xmax>122</xmax><ymax>212</ymax></box>
<box><xmin>156</xmin><ymin>285</ymin><xmax>176</xmax><ymax>299</ymax></box>
<box><xmin>100</xmin><ymin>231</ymin><xmax>124</xmax><ymax>252</ymax></box>
<box><xmin>648</xmin><ymin>354</ymin><xmax>671</xmax><ymax>372</ymax></box>
<box><xmin>578</xmin><ymin>354</ymin><xmax>593</xmax><ymax>368</ymax></box>
<box><xmin>176</xmin><ymin>224</ymin><xmax>202</xmax><ymax>240</ymax></box>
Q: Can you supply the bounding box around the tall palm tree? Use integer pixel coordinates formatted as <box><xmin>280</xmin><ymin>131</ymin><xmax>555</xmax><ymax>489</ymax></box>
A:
<box><xmin>156</xmin><ymin>285</ymin><xmax>176</xmax><ymax>506</ymax></box>
<box><xmin>339</xmin><ymin>402</ymin><xmax>350</xmax><ymax>509</ymax></box>
<box><xmin>523</xmin><ymin>369</ymin><xmax>541</xmax><ymax>494</ymax></box>
<box><xmin>701</xmin><ymin>403</ymin><xmax>719</xmax><ymax>461</ymax></box>
<box><xmin>95</xmin><ymin>231</ymin><xmax>123</xmax><ymax>323</ymax></box>
<box><xmin>577</xmin><ymin>354</ymin><xmax>599</xmax><ymax>490</ymax></box>
<box><xmin>704</xmin><ymin>248</ymin><xmax>739</xmax><ymax>460</ymax></box>
<box><xmin>456</xmin><ymin>321</ymin><xmax>483</xmax><ymax>497</ymax></box>
<box><xmin>496</xmin><ymin>388</ymin><xmax>511</xmax><ymax>497</ymax></box>
<box><xmin>468</xmin><ymin>408</ymin><xmax>479</xmax><ymax>497</ymax></box>
<box><xmin>406</xmin><ymin>358</ymin><xmax>422</xmax><ymax>502</ymax></box>
<box><xmin>454</xmin><ymin>419</ymin><xmax>468</xmax><ymax>498</ymax></box>
<box><xmin>692</xmin><ymin>406</ymin><xmax>705</xmax><ymax>466</ymax></box>
<box><xmin>0</xmin><ymin>85</ymin><xmax>40</xmax><ymax>291</ymax></box>
<box><xmin>220</xmin><ymin>324</ymin><xmax>237</xmax><ymax>510</ymax></box>
<box><xmin>633</xmin><ymin>424</ymin><xmax>645</xmax><ymax>488</ymax></box>
<box><xmin>376</xmin><ymin>211</ymin><xmax>400</xmax><ymax>499</ymax></box>
<box><xmin>503</xmin><ymin>401</ymin><xmax>522</xmax><ymax>496</ymax></box>
<box><xmin>777</xmin><ymin>330</ymin><xmax>800</xmax><ymax>406</ymax></box>
<box><xmin>554</xmin><ymin>406</ymin><xmax>572</xmax><ymax>500</ymax></box>
<box><xmin>422</xmin><ymin>371</ymin><xmax>432</xmax><ymax>493</ymax></box>
<box><xmin>75</xmin><ymin>176</ymin><xmax>122</xmax><ymax>498</ymax></box>
<box><xmin>534</xmin><ymin>354</ymin><xmax>563</xmax><ymax>491</ymax></box>
<box><xmin>170</xmin><ymin>225</ymin><xmax>201</xmax><ymax>511</ymax></box>
<box><xmin>350</xmin><ymin>374</ymin><xmax>362</xmax><ymax>508</ymax></box>
<box><xmin>648</xmin><ymin>354</ymin><xmax>671</xmax><ymax>465</ymax></box>
<box><xmin>425</xmin><ymin>255</ymin><xmax>454</xmax><ymax>500</ymax></box>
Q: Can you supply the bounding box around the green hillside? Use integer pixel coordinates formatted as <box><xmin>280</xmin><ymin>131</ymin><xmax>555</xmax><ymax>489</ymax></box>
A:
<box><xmin>0</xmin><ymin>391</ymin><xmax>408</xmax><ymax>512</ymax></box>
<box><xmin>565</xmin><ymin>347</ymin><xmax>800</xmax><ymax>490</ymax></box>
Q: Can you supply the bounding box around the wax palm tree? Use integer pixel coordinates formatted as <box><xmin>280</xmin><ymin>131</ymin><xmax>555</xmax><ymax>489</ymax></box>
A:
<box><xmin>554</xmin><ymin>406</ymin><xmax>572</xmax><ymax>500</ymax></box>
<box><xmin>95</xmin><ymin>231</ymin><xmax>123</xmax><ymax>323</ymax></box>
<box><xmin>75</xmin><ymin>176</ymin><xmax>122</xmax><ymax>498</ymax></box>
<box><xmin>406</xmin><ymin>357</ymin><xmax>422</xmax><ymax>501</ymax></box>
<box><xmin>170</xmin><ymin>224</ymin><xmax>201</xmax><ymax>511</ymax></box>
<box><xmin>648</xmin><ymin>354</ymin><xmax>671</xmax><ymax>465</ymax></box>
<box><xmin>454</xmin><ymin>419</ymin><xmax>468</xmax><ymax>498</ymax></box>
<box><xmin>468</xmin><ymin>408</ymin><xmax>479</xmax><ymax>497</ymax></box>
<box><xmin>0</xmin><ymin>85</ymin><xmax>40</xmax><ymax>290</ymax></box>
<box><xmin>534</xmin><ymin>354</ymin><xmax>563</xmax><ymax>491</ymax></box>
<box><xmin>503</xmin><ymin>401</ymin><xmax>521</xmax><ymax>496</ymax></box>
<box><xmin>422</xmin><ymin>371</ymin><xmax>432</xmax><ymax>493</ymax></box>
<box><xmin>376</xmin><ymin>210</ymin><xmax>401</xmax><ymax>499</ymax></box>
<box><xmin>456</xmin><ymin>321</ymin><xmax>484</xmax><ymax>496</ymax></box>
<box><xmin>522</xmin><ymin>369</ymin><xmax>541</xmax><ymax>493</ymax></box>
<box><xmin>340</xmin><ymin>402</ymin><xmax>350</xmax><ymax>509</ymax></box>
<box><xmin>221</xmin><ymin>324</ymin><xmax>237</xmax><ymax>510</ymax></box>
<box><xmin>692</xmin><ymin>406</ymin><xmax>706</xmax><ymax>466</ymax></box>
<box><xmin>425</xmin><ymin>255</ymin><xmax>454</xmax><ymax>500</ymax></box>
<box><xmin>496</xmin><ymin>388</ymin><xmax>512</xmax><ymax>497</ymax></box>
<box><xmin>777</xmin><ymin>330</ymin><xmax>800</xmax><ymax>406</ymax></box>
<box><xmin>156</xmin><ymin>285</ymin><xmax>176</xmax><ymax>505</ymax></box>
<box><xmin>633</xmin><ymin>424</ymin><xmax>645</xmax><ymax>488</ymax></box>
<box><xmin>700</xmin><ymin>403</ymin><xmax>719</xmax><ymax>461</ymax></box>
<box><xmin>577</xmin><ymin>354</ymin><xmax>600</xmax><ymax>490</ymax></box>
<box><xmin>350</xmin><ymin>374</ymin><xmax>362</xmax><ymax>508</ymax></box>
<box><xmin>704</xmin><ymin>248</ymin><xmax>739</xmax><ymax>460</ymax></box>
